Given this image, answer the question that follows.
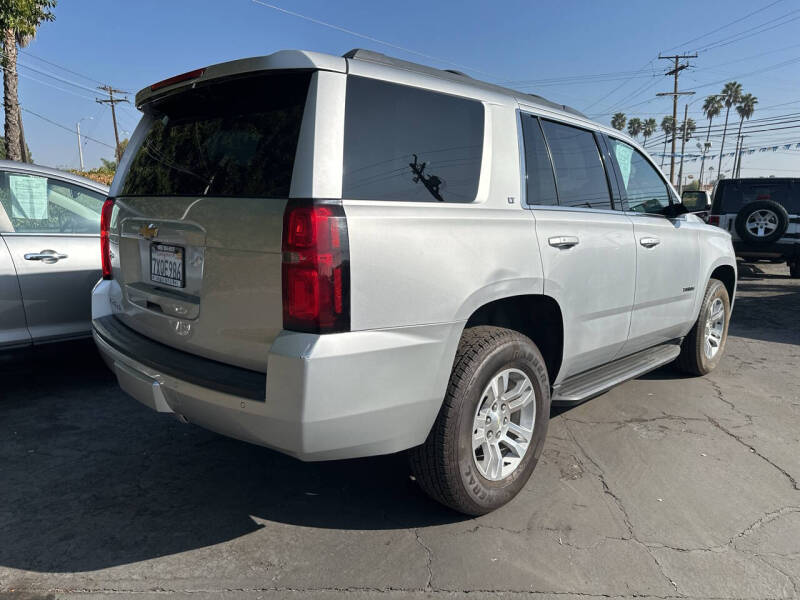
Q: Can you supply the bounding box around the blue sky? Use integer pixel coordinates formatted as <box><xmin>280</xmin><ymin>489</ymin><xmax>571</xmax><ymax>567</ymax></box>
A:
<box><xmin>14</xmin><ymin>0</ymin><xmax>800</xmax><ymax>180</ymax></box>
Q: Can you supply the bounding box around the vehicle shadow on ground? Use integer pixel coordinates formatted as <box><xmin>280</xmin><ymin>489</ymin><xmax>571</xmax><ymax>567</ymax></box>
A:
<box><xmin>737</xmin><ymin>261</ymin><xmax>791</xmax><ymax>280</ymax></box>
<box><xmin>0</xmin><ymin>342</ymin><xmax>463</xmax><ymax>574</ymax></box>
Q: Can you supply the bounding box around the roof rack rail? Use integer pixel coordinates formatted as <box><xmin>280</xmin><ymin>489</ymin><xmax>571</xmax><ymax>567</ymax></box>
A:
<box><xmin>342</xmin><ymin>48</ymin><xmax>587</xmax><ymax>120</ymax></box>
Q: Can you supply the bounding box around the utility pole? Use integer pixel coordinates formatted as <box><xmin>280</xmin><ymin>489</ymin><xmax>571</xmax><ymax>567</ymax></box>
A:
<box><xmin>96</xmin><ymin>85</ymin><xmax>129</xmax><ymax>163</ymax></box>
<box><xmin>735</xmin><ymin>135</ymin><xmax>747</xmax><ymax>178</ymax></box>
<box><xmin>657</xmin><ymin>53</ymin><xmax>697</xmax><ymax>185</ymax></box>
<box><xmin>677</xmin><ymin>104</ymin><xmax>689</xmax><ymax>195</ymax></box>
<box><xmin>76</xmin><ymin>121</ymin><xmax>84</xmax><ymax>170</ymax></box>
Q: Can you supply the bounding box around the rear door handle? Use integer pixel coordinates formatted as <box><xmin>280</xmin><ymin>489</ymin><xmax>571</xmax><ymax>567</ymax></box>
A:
<box><xmin>24</xmin><ymin>250</ymin><xmax>68</xmax><ymax>263</ymax></box>
<box><xmin>639</xmin><ymin>237</ymin><xmax>661</xmax><ymax>248</ymax></box>
<box><xmin>548</xmin><ymin>235</ymin><xmax>580</xmax><ymax>248</ymax></box>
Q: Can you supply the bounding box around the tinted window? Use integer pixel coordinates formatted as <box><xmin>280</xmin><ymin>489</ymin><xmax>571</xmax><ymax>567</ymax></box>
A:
<box><xmin>342</xmin><ymin>76</ymin><xmax>483</xmax><ymax>203</ymax></box>
<box><xmin>0</xmin><ymin>172</ymin><xmax>104</xmax><ymax>233</ymax></box>
<box><xmin>716</xmin><ymin>180</ymin><xmax>799</xmax><ymax>214</ymax></box>
<box><xmin>607</xmin><ymin>138</ymin><xmax>670</xmax><ymax>214</ymax></box>
<box><xmin>540</xmin><ymin>120</ymin><xmax>611</xmax><ymax>209</ymax></box>
<box><xmin>117</xmin><ymin>71</ymin><xmax>311</xmax><ymax>197</ymax></box>
<box><xmin>521</xmin><ymin>115</ymin><xmax>557</xmax><ymax>206</ymax></box>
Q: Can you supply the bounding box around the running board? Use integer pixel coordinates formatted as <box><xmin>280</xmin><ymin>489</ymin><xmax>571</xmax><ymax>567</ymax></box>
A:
<box><xmin>551</xmin><ymin>341</ymin><xmax>682</xmax><ymax>406</ymax></box>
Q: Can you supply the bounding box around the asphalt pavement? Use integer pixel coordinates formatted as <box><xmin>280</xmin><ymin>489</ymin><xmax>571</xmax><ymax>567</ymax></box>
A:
<box><xmin>1</xmin><ymin>261</ymin><xmax>798</xmax><ymax>600</ymax></box>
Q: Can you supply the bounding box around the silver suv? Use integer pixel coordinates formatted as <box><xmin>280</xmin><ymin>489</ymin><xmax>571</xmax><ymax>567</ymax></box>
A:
<box><xmin>92</xmin><ymin>49</ymin><xmax>737</xmax><ymax>514</ymax></box>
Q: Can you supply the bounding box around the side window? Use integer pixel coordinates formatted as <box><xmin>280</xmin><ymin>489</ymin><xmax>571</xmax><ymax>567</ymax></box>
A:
<box><xmin>520</xmin><ymin>115</ymin><xmax>557</xmax><ymax>206</ymax></box>
<box><xmin>607</xmin><ymin>138</ymin><xmax>671</xmax><ymax>214</ymax></box>
<box><xmin>342</xmin><ymin>76</ymin><xmax>484</xmax><ymax>203</ymax></box>
<box><xmin>540</xmin><ymin>120</ymin><xmax>612</xmax><ymax>210</ymax></box>
<box><xmin>0</xmin><ymin>172</ymin><xmax>104</xmax><ymax>234</ymax></box>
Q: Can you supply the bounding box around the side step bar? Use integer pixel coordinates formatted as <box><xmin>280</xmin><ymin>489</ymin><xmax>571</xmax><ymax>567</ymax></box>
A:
<box><xmin>551</xmin><ymin>340</ymin><xmax>682</xmax><ymax>406</ymax></box>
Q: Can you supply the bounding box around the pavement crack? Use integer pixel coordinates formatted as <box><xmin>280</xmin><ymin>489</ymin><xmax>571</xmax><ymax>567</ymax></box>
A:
<box><xmin>705</xmin><ymin>413</ymin><xmax>799</xmax><ymax>491</ymax></box>
<box><xmin>562</xmin><ymin>420</ymin><xmax>681</xmax><ymax>596</ymax></box>
<box><xmin>413</xmin><ymin>527</ymin><xmax>434</xmax><ymax>591</ymax></box>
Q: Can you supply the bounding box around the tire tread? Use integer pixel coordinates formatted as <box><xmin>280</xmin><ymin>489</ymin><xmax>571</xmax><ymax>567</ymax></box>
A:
<box><xmin>409</xmin><ymin>326</ymin><xmax>534</xmax><ymax>513</ymax></box>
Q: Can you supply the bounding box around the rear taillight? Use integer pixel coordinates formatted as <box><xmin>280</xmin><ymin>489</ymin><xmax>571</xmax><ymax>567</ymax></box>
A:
<box><xmin>282</xmin><ymin>201</ymin><xmax>350</xmax><ymax>334</ymax></box>
<box><xmin>707</xmin><ymin>215</ymin><xmax>720</xmax><ymax>226</ymax></box>
<box><xmin>100</xmin><ymin>197</ymin><xmax>115</xmax><ymax>280</ymax></box>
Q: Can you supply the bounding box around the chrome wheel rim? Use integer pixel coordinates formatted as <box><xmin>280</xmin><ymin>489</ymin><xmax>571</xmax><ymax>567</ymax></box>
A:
<box><xmin>472</xmin><ymin>368</ymin><xmax>535</xmax><ymax>481</ymax></box>
<box><xmin>745</xmin><ymin>209</ymin><xmax>778</xmax><ymax>238</ymax></box>
<box><xmin>704</xmin><ymin>297</ymin><xmax>725</xmax><ymax>359</ymax></box>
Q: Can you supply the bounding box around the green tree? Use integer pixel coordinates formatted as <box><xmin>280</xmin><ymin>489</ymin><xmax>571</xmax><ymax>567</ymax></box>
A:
<box><xmin>611</xmin><ymin>112</ymin><xmax>626</xmax><ymax>131</ymax></box>
<box><xmin>660</xmin><ymin>116</ymin><xmax>676</xmax><ymax>169</ymax></box>
<box><xmin>0</xmin><ymin>0</ymin><xmax>56</xmax><ymax>162</ymax></box>
<box><xmin>699</xmin><ymin>94</ymin><xmax>723</xmax><ymax>185</ymax></box>
<box><xmin>716</xmin><ymin>81</ymin><xmax>742</xmax><ymax>180</ymax></box>
<box><xmin>627</xmin><ymin>117</ymin><xmax>643</xmax><ymax>139</ymax></box>
<box><xmin>733</xmin><ymin>93</ymin><xmax>757</xmax><ymax>177</ymax></box>
<box><xmin>642</xmin><ymin>118</ymin><xmax>657</xmax><ymax>145</ymax></box>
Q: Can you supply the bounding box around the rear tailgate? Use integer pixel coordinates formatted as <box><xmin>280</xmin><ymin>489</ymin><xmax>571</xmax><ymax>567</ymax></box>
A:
<box><xmin>108</xmin><ymin>70</ymin><xmax>312</xmax><ymax>371</ymax></box>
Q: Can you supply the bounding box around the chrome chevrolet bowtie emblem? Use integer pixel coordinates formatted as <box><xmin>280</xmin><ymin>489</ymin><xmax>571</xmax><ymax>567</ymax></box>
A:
<box><xmin>139</xmin><ymin>223</ymin><xmax>159</xmax><ymax>239</ymax></box>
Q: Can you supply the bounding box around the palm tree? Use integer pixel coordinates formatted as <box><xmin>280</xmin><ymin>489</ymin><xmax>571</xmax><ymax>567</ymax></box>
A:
<box><xmin>699</xmin><ymin>94</ymin><xmax>723</xmax><ymax>185</ymax></box>
<box><xmin>642</xmin><ymin>118</ymin><xmax>657</xmax><ymax>145</ymax></box>
<box><xmin>627</xmin><ymin>117</ymin><xmax>643</xmax><ymax>139</ymax></box>
<box><xmin>660</xmin><ymin>116</ymin><xmax>675</xmax><ymax>169</ymax></box>
<box><xmin>733</xmin><ymin>93</ymin><xmax>757</xmax><ymax>177</ymax></box>
<box><xmin>611</xmin><ymin>112</ymin><xmax>627</xmax><ymax>131</ymax></box>
<box><xmin>716</xmin><ymin>81</ymin><xmax>742</xmax><ymax>181</ymax></box>
<box><xmin>0</xmin><ymin>1</ymin><xmax>56</xmax><ymax>162</ymax></box>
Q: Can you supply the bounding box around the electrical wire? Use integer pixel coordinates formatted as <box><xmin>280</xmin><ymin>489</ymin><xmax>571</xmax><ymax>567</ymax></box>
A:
<box><xmin>21</xmin><ymin>107</ymin><xmax>115</xmax><ymax>149</ymax></box>
<box><xmin>250</xmin><ymin>0</ymin><xmax>494</xmax><ymax>78</ymax></box>
<box><xmin>663</xmin><ymin>0</ymin><xmax>787</xmax><ymax>53</ymax></box>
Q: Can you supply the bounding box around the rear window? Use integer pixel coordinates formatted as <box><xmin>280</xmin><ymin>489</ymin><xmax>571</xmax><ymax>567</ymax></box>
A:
<box><xmin>342</xmin><ymin>76</ymin><xmax>484</xmax><ymax>203</ymax></box>
<box><xmin>117</xmin><ymin>71</ymin><xmax>311</xmax><ymax>198</ymax></box>
<box><xmin>715</xmin><ymin>180</ymin><xmax>799</xmax><ymax>214</ymax></box>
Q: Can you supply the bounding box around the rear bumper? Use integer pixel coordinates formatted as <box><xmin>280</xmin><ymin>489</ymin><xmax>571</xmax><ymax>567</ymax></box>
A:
<box><xmin>93</xmin><ymin>309</ymin><xmax>462</xmax><ymax>461</ymax></box>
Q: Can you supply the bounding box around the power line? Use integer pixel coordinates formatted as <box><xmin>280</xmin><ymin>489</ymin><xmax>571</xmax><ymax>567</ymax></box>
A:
<box><xmin>695</xmin><ymin>9</ymin><xmax>800</xmax><ymax>53</ymax></box>
<box><xmin>18</xmin><ymin>49</ymin><xmax>107</xmax><ymax>86</ymax></box>
<box><xmin>21</xmin><ymin>106</ymin><xmax>115</xmax><ymax>149</ymax></box>
<box><xmin>250</xmin><ymin>0</ymin><xmax>494</xmax><ymax>78</ymax></box>
<box><xmin>581</xmin><ymin>58</ymin><xmax>658</xmax><ymax>112</ymax></box>
<box><xmin>663</xmin><ymin>0</ymin><xmax>786</xmax><ymax>53</ymax></box>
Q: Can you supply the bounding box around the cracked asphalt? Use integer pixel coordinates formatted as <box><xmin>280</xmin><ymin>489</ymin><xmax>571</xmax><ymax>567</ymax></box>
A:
<box><xmin>1</xmin><ymin>261</ymin><xmax>798</xmax><ymax>600</ymax></box>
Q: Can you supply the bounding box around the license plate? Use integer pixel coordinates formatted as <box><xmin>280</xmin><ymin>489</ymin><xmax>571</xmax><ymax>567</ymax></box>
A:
<box><xmin>150</xmin><ymin>243</ymin><xmax>185</xmax><ymax>288</ymax></box>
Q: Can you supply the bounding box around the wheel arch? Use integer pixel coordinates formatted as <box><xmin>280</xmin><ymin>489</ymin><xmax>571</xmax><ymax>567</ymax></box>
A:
<box><xmin>710</xmin><ymin>263</ymin><xmax>736</xmax><ymax>303</ymax></box>
<box><xmin>463</xmin><ymin>294</ymin><xmax>564</xmax><ymax>384</ymax></box>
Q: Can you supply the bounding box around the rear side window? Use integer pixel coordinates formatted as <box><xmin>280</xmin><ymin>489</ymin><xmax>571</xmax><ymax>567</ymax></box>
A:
<box><xmin>342</xmin><ymin>76</ymin><xmax>484</xmax><ymax>203</ymax></box>
<box><xmin>606</xmin><ymin>138</ymin><xmax>670</xmax><ymax>214</ymax></box>
<box><xmin>0</xmin><ymin>172</ymin><xmax>104</xmax><ymax>233</ymax></box>
<box><xmin>520</xmin><ymin>115</ymin><xmax>557</xmax><ymax>206</ymax></box>
<box><xmin>715</xmin><ymin>181</ymin><xmax>799</xmax><ymax>214</ymax></box>
<box><xmin>540</xmin><ymin>120</ymin><xmax>612</xmax><ymax>210</ymax></box>
<box><xmin>117</xmin><ymin>71</ymin><xmax>311</xmax><ymax>198</ymax></box>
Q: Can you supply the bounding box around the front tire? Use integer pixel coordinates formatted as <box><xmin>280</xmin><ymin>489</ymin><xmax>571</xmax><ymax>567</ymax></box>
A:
<box><xmin>676</xmin><ymin>278</ymin><xmax>731</xmax><ymax>376</ymax></box>
<box><xmin>409</xmin><ymin>326</ymin><xmax>550</xmax><ymax>515</ymax></box>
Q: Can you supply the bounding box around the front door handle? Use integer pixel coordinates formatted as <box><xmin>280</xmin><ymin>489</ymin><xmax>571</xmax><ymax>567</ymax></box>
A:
<box><xmin>639</xmin><ymin>237</ymin><xmax>661</xmax><ymax>248</ymax></box>
<box><xmin>24</xmin><ymin>250</ymin><xmax>68</xmax><ymax>263</ymax></box>
<box><xmin>548</xmin><ymin>235</ymin><xmax>580</xmax><ymax>248</ymax></box>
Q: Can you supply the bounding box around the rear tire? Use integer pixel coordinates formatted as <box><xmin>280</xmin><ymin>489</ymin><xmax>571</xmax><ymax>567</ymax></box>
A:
<box><xmin>790</xmin><ymin>260</ymin><xmax>799</xmax><ymax>278</ymax></box>
<box><xmin>409</xmin><ymin>326</ymin><xmax>550</xmax><ymax>515</ymax></box>
<box><xmin>676</xmin><ymin>279</ymin><xmax>730</xmax><ymax>376</ymax></box>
